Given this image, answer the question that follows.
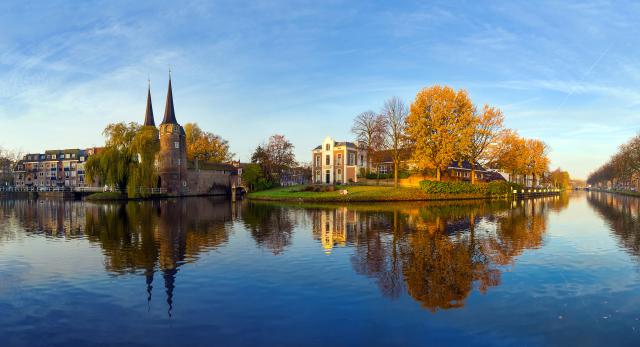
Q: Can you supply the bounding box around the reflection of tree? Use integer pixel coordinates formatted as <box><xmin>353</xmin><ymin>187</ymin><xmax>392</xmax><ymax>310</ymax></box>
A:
<box><xmin>3</xmin><ymin>197</ymin><xmax>232</xmax><ymax>316</ymax></box>
<box><xmin>242</xmin><ymin>202</ymin><xmax>295</xmax><ymax>255</ymax></box>
<box><xmin>402</xmin><ymin>230</ymin><xmax>499</xmax><ymax>311</ymax></box>
<box><xmin>350</xmin><ymin>210</ymin><xmax>406</xmax><ymax>299</ymax></box>
<box><xmin>482</xmin><ymin>199</ymin><xmax>548</xmax><ymax>266</ymax></box>
<box><xmin>588</xmin><ymin>192</ymin><xmax>640</xmax><ymax>257</ymax></box>
<box><xmin>307</xmin><ymin>198</ymin><xmax>553</xmax><ymax>312</ymax></box>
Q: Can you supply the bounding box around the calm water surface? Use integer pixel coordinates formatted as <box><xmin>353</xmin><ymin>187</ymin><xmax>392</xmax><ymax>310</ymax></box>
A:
<box><xmin>1</xmin><ymin>192</ymin><xmax>640</xmax><ymax>346</ymax></box>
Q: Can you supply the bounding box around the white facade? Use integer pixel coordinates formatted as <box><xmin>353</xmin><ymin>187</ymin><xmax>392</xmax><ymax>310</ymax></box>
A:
<box><xmin>311</xmin><ymin>136</ymin><xmax>366</xmax><ymax>184</ymax></box>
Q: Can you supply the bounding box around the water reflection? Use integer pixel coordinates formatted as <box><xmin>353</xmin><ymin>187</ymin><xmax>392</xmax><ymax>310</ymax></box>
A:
<box><xmin>241</xmin><ymin>204</ymin><xmax>297</xmax><ymax>255</ymax></box>
<box><xmin>0</xmin><ymin>197</ymin><xmax>233</xmax><ymax>316</ymax></box>
<box><xmin>0</xmin><ymin>194</ymin><xmax>570</xmax><ymax>314</ymax></box>
<box><xmin>307</xmin><ymin>196</ymin><xmax>569</xmax><ymax>311</ymax></box>
<box><xmin>588</xmin><ymin>192</ymin><xmax>640</xmax><ymax>257</ymax></box>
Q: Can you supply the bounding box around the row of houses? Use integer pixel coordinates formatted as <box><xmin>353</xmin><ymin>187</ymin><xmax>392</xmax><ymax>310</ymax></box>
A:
<box><xmin>13</xmin><ymin>148</ymin><xmax>101</xmax><ymax>188</ymax></box>
<box><xmin>311</xmin><ymin>136</ymin><xmax>506</xmax><ymax>185</ymax></box>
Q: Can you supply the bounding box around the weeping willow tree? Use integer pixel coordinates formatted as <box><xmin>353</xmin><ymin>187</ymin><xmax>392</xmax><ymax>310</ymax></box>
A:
<box><xmin>128</xmin><ymin>126</ymin><xmax>160</xmax><ymax>198</ymax></box>
<box><xmin>86</xmin><ymin>122</ymin><xmax>159</xmax><ymax>198</ymax></box>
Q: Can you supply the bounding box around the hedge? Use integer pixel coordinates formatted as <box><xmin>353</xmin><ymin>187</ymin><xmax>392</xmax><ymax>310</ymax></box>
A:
<box><xmin>419</xmin><ymin>180</ymin><xmax>522</xmax><ymax>196</ymax></box>
<box><xmin>365</xmin><ymin>171</ymin><xmax>411</xmax><ymax>179</ymax></box>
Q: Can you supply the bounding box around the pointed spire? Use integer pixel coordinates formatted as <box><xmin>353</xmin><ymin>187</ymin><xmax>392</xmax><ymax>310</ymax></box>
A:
<box><xmin>163</xmin><ymin>268</ymin><xmax>177</xmax><ymax>317</ymax></box>
<box><xmin>161</xmin><ymin>70</ymin><xmax>178</xmax><ymax>125</ymax></box>
<box><xmin>144</xmin><ymin>79</ymin><xmax>155</xmax><ymax>127</ymax></box>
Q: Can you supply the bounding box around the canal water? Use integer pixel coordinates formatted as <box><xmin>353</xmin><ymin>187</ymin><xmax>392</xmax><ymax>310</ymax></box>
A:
<box><xmin>1</xmin><ymin>192</ymin><xmax>640</xmax><ymax>346</ymax></box>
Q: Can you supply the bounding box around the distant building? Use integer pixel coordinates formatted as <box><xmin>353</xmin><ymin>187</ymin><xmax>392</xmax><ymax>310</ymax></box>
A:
<box><xmin>311</xmin><ymin>136</ymin><xmax>367</xmax><ymax>184</ymax></box>
<box><xmin>13</xmin><ymin>148</ymin><xmax>100</xmax><ymax>188</ymax></box>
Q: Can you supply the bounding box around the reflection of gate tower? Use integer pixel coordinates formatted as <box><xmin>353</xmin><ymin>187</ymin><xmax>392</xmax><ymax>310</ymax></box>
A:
<box><xmin>158</xmin><ymin>76</ymin><xmax>188</xmax><ymax>195</ymax></box>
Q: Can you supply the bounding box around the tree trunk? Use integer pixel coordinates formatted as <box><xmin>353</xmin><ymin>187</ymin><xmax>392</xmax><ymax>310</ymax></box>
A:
<box><xmin>471</xmin><ymin>160</ymin><xmax>476</xmax><ymax>184</ymax></box>
<box><xmin>394</xmin><ymin>160</ymin><xmax>398</xmax><ymax>188</ymax></box>
<box><xmin>436</xmin><ymin>167</ymin><xmax>441</xmax><ymax>181</ymax></box>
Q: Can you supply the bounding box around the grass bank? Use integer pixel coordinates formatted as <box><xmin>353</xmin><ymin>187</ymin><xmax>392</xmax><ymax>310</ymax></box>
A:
<box><xmin>85</xmin><ymin>192</ymin><xmax>129</xmax><ymax>201</ymax></box>
<box><xmin>248</xmin><ymin>185</ymin><xmax>509</xmax><ymax>202</ymax></box>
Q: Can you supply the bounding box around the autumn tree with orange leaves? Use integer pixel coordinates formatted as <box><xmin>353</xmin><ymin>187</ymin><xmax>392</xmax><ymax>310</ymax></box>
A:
<box><xmin>467</xmin><ymin>105</ymin><xmax>504</xmax><ymax>184</ymax></box>
<box><xmin>184</xmin><ymin>123</ymin><xmax>234</xmax><ymax>163</ymax></box>
<box><xmin>406</xmin><ymin>85</ymin><xmax>475</xmax><ymax>181</ymax></box>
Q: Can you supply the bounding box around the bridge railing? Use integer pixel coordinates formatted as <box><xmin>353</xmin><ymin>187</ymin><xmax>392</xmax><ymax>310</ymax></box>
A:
<box><xmin>0</xmin><ymin>186</ymin><xmax>167</xmax><ymax>194</ymax></box>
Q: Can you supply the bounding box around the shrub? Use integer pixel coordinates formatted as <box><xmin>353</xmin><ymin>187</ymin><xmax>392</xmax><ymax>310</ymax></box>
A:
<box><xmin>418</xmin><ymin>180</ymin><xmax>519</xmax><ymax>195</ymax></box>
<box><xmin>419</xmin><ymin>180</ymin><xmax>485</xmax><ymax>194</ymax></box>
<box><xmin>365</xmin><ymin>171</ymin><xmax>411</xmax><ymax>179</ymax></box>
<box><xmin>298</xmin><ymin>185</ymin><xmax>337</xmax><ymax>193</ymax></box>
<box><xmin>486</xmin><ymin>181</ymin><xmax>522</xmax><ymax>195</ymax></box>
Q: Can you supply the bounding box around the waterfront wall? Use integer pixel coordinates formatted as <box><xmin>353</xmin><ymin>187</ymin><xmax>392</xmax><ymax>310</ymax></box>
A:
<box><xmin>185</xmin><ymin>170</ymin><xmax>235</xmax><ymax>196</ymax></box>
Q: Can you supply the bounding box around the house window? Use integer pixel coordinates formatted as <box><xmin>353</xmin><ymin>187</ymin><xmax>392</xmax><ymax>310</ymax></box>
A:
<box><xmin>175</xmin><ymin>142</ymin><xmax>180</xmax><ymax>149</ymax></box>
<box><xmin>315</xmin><ymin>156</ymin><xmax>320</xmax><ymax>167</ymax></box>
<box><xmin>360</xmin><ymin>155</ymin><xmax>364</xmax><ymax>165</ymax></box>
<box><xmin>379</xmin><ymin>165</ymin><xmax>388</xmax><ymax>174</ymax></box>
<box><xmin>337</xmin><ymin>154</ymin><xmax>342</xmax><ymax>165</ymax></box>
<box><xmin>348</xmin><ymin>153</ymin><xmax>355</xmax><ymax>166</ymax></box>
<box><xmin>326</xmin><ymin>155</ymin><xmax>330</xmax><ymax>165</ymax></box>
<box><xmin>325</xmin><ymin>144</ymin><xmax>330</xmax><ymax>151</ymax></box>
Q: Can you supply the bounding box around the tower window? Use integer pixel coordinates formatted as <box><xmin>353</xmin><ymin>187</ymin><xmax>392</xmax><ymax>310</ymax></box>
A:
<box><xmin>175</xmin><ymin>142</ymin><xmax>180</xmax><ymax>149</ymax></box>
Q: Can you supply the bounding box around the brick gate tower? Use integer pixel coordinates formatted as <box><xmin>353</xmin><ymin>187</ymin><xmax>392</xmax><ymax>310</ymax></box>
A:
<box><xmin>158</xmin><ymin>76</ymin><xmax>188</xmax><ymax>195</ymax></box>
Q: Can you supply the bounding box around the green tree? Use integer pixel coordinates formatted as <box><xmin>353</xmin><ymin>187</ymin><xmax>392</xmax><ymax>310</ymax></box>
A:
<box><xmin>85</xmin><ymin>122</ymin><xmax>159</xmax><ymax>197</ymax></box>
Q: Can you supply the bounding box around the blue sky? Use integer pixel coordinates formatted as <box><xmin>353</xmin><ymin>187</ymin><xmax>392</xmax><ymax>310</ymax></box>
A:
<box><xmin>1</xmin><ymin>1</ymin><xmax>639</xmax><ymax>179</ymax></box>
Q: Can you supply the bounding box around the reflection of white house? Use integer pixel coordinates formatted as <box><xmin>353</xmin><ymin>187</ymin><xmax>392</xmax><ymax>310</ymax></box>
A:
<box><xmin>312</xmin><ymin>207</ymin><xmax>362</xmax><ymax>254</ymax></box>
<box><xmin>311</xmin><ymin>136</ymin><xmax>367</xmax><ymax>184</ymax></box>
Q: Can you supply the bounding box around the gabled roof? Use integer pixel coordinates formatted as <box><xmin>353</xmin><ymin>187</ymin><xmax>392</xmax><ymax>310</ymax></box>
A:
<box><xmin>161</xmin><ymin>78</ymin><xmax>178</xmax><ymax>125</ymax></box>
<box><xmin>447</xmin><ymin>160</ymin><xmax>492</xmax><ymax>172</ymax></box>
<box><xmin>312</xmin><ymin>141</ymin><xmax>357</xmax><ymax>151</ymax></box>
<box><xmin>335</xmin><ymin>141</ymin><xmax>357</xmax><ymax>148</ymax></box>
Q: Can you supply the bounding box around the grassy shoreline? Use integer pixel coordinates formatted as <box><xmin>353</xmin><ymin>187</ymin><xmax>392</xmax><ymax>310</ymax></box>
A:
<box><xmin>248</xmin><ymin>185</ymin><xmax>509</xmax><ymax>202</ymax></box>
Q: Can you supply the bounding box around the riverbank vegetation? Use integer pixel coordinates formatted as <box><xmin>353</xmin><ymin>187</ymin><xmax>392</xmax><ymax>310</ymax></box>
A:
<box><xmin>248</xmin><ymin>180</ymin><xmax>521</xmax><ymax>202</ymax></box>
<box><xmin>85</xmin><ymin>192</ymin><xmax>128</xmax><ymax>200</ymax></box>
<box><xmin>588</xmin><ymin>133</ymin><xmax>640</xmax><ymax>190</ymax></box>
<box><xmin>243</xmin><ymin>134</ymin><xmax>300</xmax><ymax>191</ymax></box>
<box><xmin>354</xmin><ymin>85</ymin><xmax>554</xmax><ymax>187</ymax></box>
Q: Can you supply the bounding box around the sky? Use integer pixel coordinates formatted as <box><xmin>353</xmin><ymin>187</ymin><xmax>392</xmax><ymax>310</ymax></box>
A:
<box><xmin>1</xmin><ymin>1</ymin><xmax>640</xmax><ymax>179</ymax></box>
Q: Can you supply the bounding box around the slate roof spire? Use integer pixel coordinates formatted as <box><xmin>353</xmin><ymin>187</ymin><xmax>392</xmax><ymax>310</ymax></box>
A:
<box><xmin>143</xmin><ymin>79</ymin><xmax>155</xmax><ymax>126</ymax></box>
<box><xmin>161</xmin><ymin>70</ymin><xmax>178</xmax><ymax>125</ymax></box>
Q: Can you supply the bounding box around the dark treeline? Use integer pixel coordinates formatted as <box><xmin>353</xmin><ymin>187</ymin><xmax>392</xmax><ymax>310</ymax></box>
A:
<box><xmin>588</xmin><ymin>134</ymin><xmax>640</xmax><ymax>189</ymax></box>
